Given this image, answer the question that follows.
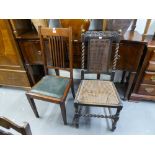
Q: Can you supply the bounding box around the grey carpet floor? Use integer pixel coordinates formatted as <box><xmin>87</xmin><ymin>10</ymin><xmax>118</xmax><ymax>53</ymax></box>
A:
<box><xmin>0</xmin><ymin>80</ymin><xmax>155</xmax><ymax>135</ymax></box>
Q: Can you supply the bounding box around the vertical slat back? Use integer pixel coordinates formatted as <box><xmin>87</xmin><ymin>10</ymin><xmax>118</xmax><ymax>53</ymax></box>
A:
<box><xmin>38</xmin><ymin>26</ymin><xmax>73</xmax><ymax>78</ymax></box>
<box><xmin>47</xmin><ymin>36</ymin><xmax>66</xmax><ymax>68</ymax></box>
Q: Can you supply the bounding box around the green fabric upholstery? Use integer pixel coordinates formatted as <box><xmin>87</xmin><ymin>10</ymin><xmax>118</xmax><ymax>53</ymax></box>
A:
<box><xmin>30</xmin><ymin>75</ymin><xmax>70</xmax><ymax>99</ymax></box>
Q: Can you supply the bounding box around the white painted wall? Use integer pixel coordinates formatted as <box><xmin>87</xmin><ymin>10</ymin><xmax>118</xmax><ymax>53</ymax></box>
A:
<box><xmin>128</xmin><ymin>19</ymin><xmax>155</xmax><ymax>34</ymax></box>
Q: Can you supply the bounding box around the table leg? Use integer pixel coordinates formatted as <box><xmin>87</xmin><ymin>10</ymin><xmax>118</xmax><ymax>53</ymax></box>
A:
<box><xmin>124</xmin><ymin>72</ymin><xmax>136</xmax><ymax>100</ymax></box>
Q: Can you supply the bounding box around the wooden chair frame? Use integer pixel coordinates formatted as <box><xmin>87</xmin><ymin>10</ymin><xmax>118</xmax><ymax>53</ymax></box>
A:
<box><xmin>73</xmin><ymin>31</ymin><xmax>122</xmax><ymax>131</ymax></box>
<box><xmin>26</xmin><ymin>27</ymin><xmax>75</xmax><ymax>125</ymax></box>
<box><xmin>0</xmin><ymin>116</ymin><xmax>32</xmax><ymax>135</ymax></box>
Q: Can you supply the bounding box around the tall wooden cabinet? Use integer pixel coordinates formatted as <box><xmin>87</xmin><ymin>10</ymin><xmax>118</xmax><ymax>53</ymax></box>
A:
<box><xmin>0</xmin><ymin>20</ymin><xmax>30</xmax><ymax>89</ymax></box>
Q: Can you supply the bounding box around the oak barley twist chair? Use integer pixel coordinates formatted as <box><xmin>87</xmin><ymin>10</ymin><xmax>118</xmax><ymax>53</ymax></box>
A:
<box><xmin>73</xmin><ymin>31</ymin><xmax>122</xmax><ymax>131</ymax></box>
<box><xmin>0</xmin><ymin>116</ymin><xmax>32</xmax><ymax>135</ymax></box>
<box><xmin>26</xmin><ymin>27</ymin><xmax>75</xmax><ymax>125</ymax></box>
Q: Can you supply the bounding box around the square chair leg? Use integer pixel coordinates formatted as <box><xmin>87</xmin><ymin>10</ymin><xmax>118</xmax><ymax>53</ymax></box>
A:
<box><xmin>60</xmin><ymin>102</ymin><xmax>67</xmax><ymax>125</ymax></box>
<box><xmin>26</xmin><ymin>94</ymin><xmax>39</xmax><ymax>118</ymax></box>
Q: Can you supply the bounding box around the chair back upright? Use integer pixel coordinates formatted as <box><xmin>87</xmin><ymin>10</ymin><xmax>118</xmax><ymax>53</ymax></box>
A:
<box><xmin>38</xmin><ymin>26</ymin><xmax>73</xmax><ymax>79</ymax></box>
<box><xmin>0</xmin><ymin>116</ymin><xmax>32</xmax><ymax>135</ymax></box>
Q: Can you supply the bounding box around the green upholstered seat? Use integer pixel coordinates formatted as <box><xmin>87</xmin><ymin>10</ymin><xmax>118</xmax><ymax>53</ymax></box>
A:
<box><xmin>30</xmin><ymin>75</ymin><xmax>70</xmax><ymax>99</ymax></box>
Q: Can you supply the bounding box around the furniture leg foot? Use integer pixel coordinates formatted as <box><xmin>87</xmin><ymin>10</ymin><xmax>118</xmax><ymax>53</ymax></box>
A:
<box><xmin>111</xmin><ymin>117</ymin><xmax>119</xmax><ymax>131</ymax></box>
<box><xmin>73</xmin><ymin>103</ymin><xmax>80</xmax><ymax>128</ymax></box>
<box><xmin>111</xmin><ymin>106</ymin><xmax>122</xmax><ymax>131</ymax></box>
<box><xmin>60</xmin><ymin>102</ymin><xmax>67</xmax><ymax>125</ymax></box>
<box><xmin>124</xmin><ymin>72</ymin><xmax>136</xmax><ymax>100</ymax></box>
<box><xmin>26</xmin><ymin>93</ymin><xmax>39</xmax><ymax>118</ymax></box>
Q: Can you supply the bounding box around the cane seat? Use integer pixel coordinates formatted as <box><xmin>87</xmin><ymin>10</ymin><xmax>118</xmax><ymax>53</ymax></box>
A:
<box><xmin>75</xmin><ymin>80</ymin><xmax>120</xmax><ymax>106</ymax></box>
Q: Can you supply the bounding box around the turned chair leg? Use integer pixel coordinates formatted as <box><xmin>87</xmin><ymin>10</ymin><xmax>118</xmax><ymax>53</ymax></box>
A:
<box><xmin>73</xmin><ymin>103</ymin><xmax>80</xmax><ymax>128</ymax></box>
<box><xmin>26</xmin><ymin>94</ymin><xmax>39</xmax><ymax>118</ymax></box>
<box><xmin>111</xmin><ymin>106</ymin><xmax>122</xmax><ymax>131</ymax></box>
<box><xmin>60</xmin><ymin>102</ymin><xmax>67</xmax><ymax>125</ymax></box>
<box><xmin>71</xmin><ymin>82</ymin><xmax>75</xmax><ymax>98</ymax></box>
<box><xmin>111</xmin><ymin>117</ymin><xmax>119</xmax><ymax>131</ymax></box>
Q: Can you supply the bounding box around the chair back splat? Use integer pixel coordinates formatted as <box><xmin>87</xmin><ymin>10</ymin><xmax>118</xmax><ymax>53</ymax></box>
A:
<box><xmin>81</xmin><ymin>31</ymin><xmax>120</xmax><ymax>80</ymax></box>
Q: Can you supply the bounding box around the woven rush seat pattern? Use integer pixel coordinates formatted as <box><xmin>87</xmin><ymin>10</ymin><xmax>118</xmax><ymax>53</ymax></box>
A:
<box><xmin>75</xmin><ymin>80</ymin><xmax>120</xmax><ymax>106</ymax></box>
